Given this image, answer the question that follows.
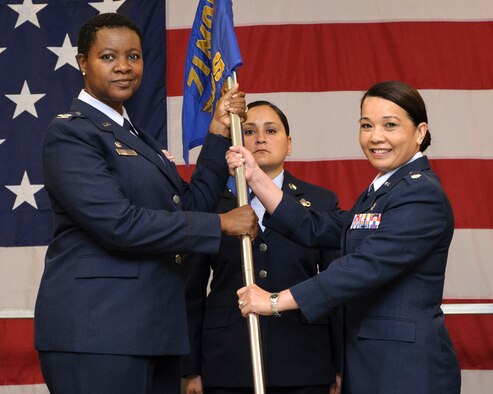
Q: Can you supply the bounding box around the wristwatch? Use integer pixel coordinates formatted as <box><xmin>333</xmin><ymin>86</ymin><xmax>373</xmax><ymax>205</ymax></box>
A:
<box><xmin>270</xmin><ymin>292</ymin><xmax>281</xmax><ymax>317</ymax></box>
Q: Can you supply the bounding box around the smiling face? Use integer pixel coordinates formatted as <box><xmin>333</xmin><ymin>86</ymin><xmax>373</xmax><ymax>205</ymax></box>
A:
<box><xmin>242</xmin><ymin>105</ymin><xmax>292</xmax><ymax>179</ymax></box>
<box><xmin>77</xmin><ymin>27</ymin><xmax>143</xmax><ymax>114</ymax></box>
<box><xmin>359</xmin><ymin>96</ymin><xmax>427</xmax><ymax>175</ymax></box>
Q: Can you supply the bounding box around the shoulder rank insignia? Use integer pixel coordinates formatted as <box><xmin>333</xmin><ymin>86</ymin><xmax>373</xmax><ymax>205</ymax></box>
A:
<box><xmin>411</xmin><ymin>174</ymin><xmax>422</xmax><ymax>179</ymax></box>
<box><xmin>56</xmin><ymin>113</ymin><xmax>72</xmax><ymax>119</ymax></box>
<box><xmin>114</xmin><ymin>141</ymin><xmax>123</xmax><ymax>148</ymax></box>
<box><xmin>299</xmin><ymin>198</ymin><xmax>311</xmax><ymax>207</ymax></box>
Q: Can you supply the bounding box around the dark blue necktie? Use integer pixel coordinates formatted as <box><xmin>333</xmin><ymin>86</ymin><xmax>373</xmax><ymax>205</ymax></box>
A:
<box><xmin>123</xmin><ymin>118</ymin><xmax>139</xmax><ymax>137</ymax></box>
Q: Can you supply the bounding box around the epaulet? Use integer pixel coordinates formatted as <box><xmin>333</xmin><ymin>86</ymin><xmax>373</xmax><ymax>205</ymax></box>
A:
<box><xmin>55</xmin><ymin>111</ymin><xmax>84</xmax><ymax>120</ymax></box>
<box><xmin>404</xmin><ymin>170</ymin><xmax>425</xmax><ymax>184</ymax></box>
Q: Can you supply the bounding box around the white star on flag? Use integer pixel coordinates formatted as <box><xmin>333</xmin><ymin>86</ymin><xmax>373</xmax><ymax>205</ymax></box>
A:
<box><xmin>5</xmin><ymin>81</ymin><xmax>46</xmax><ymax>119</ymax></box>
<box><xmin>89</xmin><ymin>0</ymin><xmax>126</xmax><ymax>14</ymax></box>
<box><xmin>8</xmin><ymin>0</ymin><xmax>48</xmax><ymax>29</ymax></box>
<box><xmin>0</xmin><ymin>139</ymin><xmax>5</xmax><ymax>145</ymax></box>
<box><xmin>5</xmin><ymin>171</ymin><xmax>44</xmax><ymax>210</ymax></box>
<box><xmin>47</xmin><ymin>34</ymin><xmax>79</xmax><ymax>71</ymax></box>
<box><xmin>0</xmin><ymin>48</ymin><xmax>6</xmax><ymax>55</ymax></box>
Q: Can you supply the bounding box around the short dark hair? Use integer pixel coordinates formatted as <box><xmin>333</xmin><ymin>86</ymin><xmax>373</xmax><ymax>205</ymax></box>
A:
<box><xmin>361</xmin><ymin>81</ymin><xmax>431</xmax><ymax>152</ymax></box>
<box><xmin>247</xmin><ymin>100</ymin><xmax>290</xmax><ymax>136</ymax></box>
<box><xmin>77</xmin><ymin>13</ymin><xmax>143</xmax><ymax>57</ymax></box>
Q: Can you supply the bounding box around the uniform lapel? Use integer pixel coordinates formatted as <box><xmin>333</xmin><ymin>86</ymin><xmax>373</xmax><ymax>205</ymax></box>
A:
<box><xmin>71</xmin><ymin>99</ymin><xmax>182</xmax><ymax>191</ymax></box>
<box><xmin>226</xmin><ymin>178</ymin><xmax>268</xmax><ymax>239</ymax></box>
<box><xmin>272</xmin><ymin>171</ymin><xmax>306</xmax><ymax>237</ymax></box>
<box><xmin>342</xmin><ymin>156</ymin><xmax>432</xmax><ymax>251</ymax></box>
<box><xmin>364</xmin><ymin>156</ymin><xmax>431</xmax><ymax>211</ymax></box>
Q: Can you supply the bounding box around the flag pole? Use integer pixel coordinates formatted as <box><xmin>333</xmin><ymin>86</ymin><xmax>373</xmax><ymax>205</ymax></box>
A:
<box><xmin>227</xmin><ymin>72</ymin><xmax>266</xmax><ymax>394</ymax></box>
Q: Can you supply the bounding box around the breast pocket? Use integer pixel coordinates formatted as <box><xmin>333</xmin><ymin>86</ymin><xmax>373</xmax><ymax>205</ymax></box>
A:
<box><xmin>345</xmin><ymin>228</ymin><xmax>372</xmax><ymax>253</ymax></box>
<box><xmin>75</xmin><ymin>254</ymin><xmax>139</xmax><ymax>278</ymax></box>
<box><xmin>347</xmin><ymin>228</ymin><xmax>372</xmax><ymax>240</ymax></box>
<box><xmin>357</xmin><ymin>316</ymin><xmax>416</xmax><ymax>343</ymax></box>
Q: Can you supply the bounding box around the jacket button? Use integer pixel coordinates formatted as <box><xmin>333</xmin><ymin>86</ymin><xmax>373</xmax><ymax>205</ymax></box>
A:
<box><xmin>259</xmin><ymin>243</ymin><xmax>268</xmax><ymax>252</ymax></box>
<box><xmin>172</xmin><ymin>195</ymin><xmax>181</xmax><ymax>205</ymax></box>
<box><xmin>258</xmin><ymin>270</ymin><xmax>268</xmax><ymax>279</ymax></box>
<box><xmin>174</xmin><ymin>254</ymin><xmax>182</xmax><ymax>264</ymax></box>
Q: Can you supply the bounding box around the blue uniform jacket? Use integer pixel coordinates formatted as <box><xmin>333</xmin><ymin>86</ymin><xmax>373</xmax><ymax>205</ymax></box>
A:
<box><xmin>34</xmin><ymin>98</ymin><xmax>230</xmax><ymax>356</ymax></box>
<box><xmin>264</xmin><ymin>157</ymin><xmax>461</xmax><ymax>394</ymax></box>
<box><xmin>181</xmin><ymin>171</ymin><xmax>343</xmax><ymax>388</ymax></box>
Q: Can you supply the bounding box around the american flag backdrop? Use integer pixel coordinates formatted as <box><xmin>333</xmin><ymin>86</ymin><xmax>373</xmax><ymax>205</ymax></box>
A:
<box><xmin>168</xmin><ymin>1</ymin><xmax>493</xmax><ymax>393</ymax></box>
<box><xmin>1</xmin><ymin>0</ymin><xmax>493</xmax><ymax>393</ymax></box>
<box><xmin>0</xmin><ymin>0</ymin><xmax>166</xmax><ymax>392</ymax></box>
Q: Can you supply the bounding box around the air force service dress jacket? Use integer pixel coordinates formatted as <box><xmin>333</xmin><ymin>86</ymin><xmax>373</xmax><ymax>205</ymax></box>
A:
<box><xmin>35</xmin><ymin>98</ymin><xmax>229</xmax><ymax>356</ymax></box>
<box><xmin>181</xmin><ymin>171</ymin><xmax>343</xmax><ymax>388</ymax></box>
<box><xmin>263</xmin><ymin>156</ymin><xmax>461</xmax><ymax>394</ymax></box>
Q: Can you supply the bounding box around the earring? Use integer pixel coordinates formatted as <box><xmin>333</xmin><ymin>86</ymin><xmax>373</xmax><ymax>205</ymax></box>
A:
<box><xmin>82</xmin><ymin>72</ymin><xmax>86</xmax><ymax>76</ymax></box>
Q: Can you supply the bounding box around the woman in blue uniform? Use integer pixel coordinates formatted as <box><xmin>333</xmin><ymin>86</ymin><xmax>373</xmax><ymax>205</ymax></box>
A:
<box><xmin>229</xmin><ymin>81</ymin><xmax>461</xmax><ymax>393</ymax></box>
<box><xmin>34</xmin><ymin>13</ymin><xmax>256</xmax><ymax>394</ymax></box>
<box><xmin>182</xmin><ymin>101</ymin><xmax>342</xmax><ymax>394</ymax></box>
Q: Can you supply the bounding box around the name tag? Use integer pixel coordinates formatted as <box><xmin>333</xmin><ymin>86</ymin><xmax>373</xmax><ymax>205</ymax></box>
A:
<box><xmin>350</xmin><ymin>213</ymin><xmax>382</xmax><ymax>229</ymax></box>
<box><xmin>116</xmin><ymin>148</ymin><xmax>138</xmax><ymax>156</ymax></box>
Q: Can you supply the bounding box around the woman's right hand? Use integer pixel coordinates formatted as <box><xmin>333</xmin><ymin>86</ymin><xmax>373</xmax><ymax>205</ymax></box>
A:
<box><xmin>209</xmin><ymin>83</ymin><xmax>247</xmax><ymax>138</ymax></box>
<box><xmin>219</xmin><ymin>205</ymin><xmax>258</xmax><ymax>240</ymax></box>
<box><xmin>185</xmin><ymin>375</ymin><xmax>203</xmax><ymax>394</ymax></box>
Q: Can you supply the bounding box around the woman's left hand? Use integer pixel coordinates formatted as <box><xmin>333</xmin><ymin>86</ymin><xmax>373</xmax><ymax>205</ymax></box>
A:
<box><xmin>209</xmin><ymin>83</ymin><xmax>247</xmax><ymax>137</ymax></box>
<box><xmin>330</xmin><ymin>373</ymin><xmax>342</xmax><ymax>394</ymax></box>
<box><xmin>237</xmin><ymin>284</ymin><xmax>272</xmax><ymax>317</ymax></box>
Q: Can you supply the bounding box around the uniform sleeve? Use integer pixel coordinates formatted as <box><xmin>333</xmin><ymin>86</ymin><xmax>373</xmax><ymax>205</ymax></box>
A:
<box><xmin>179</xmin><ymin>133</ymin><xmax>231</xmax><ymax>213</ymax></box>
<box><xmin>315</xmin><ymin>188</ymin><xmax>344</xmax><ymax>373</ymax></box>
<box><xmin>291</xmin><ymin>177</ymin><xmax>451</xmax><ymax>321</ymax></box>
<box><xmin>264</xmin><ymin>191</ymin><xmax>346</xmax><ymax>250</ymax></box>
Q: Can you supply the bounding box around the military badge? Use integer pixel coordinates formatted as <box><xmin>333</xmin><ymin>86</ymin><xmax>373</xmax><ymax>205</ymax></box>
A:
<box><xmin>299</xmin><ymin>198</ymin><xmax>311</xmax><ymax>207</ymax></box>
<box><xmin>350</xmin><ymin>213</ymin><xmax>382</xmax><ymax>229</ymax></box>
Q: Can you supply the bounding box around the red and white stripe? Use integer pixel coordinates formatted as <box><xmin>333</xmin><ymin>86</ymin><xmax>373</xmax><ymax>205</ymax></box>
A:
<box><xmin>167</xmin><ymin>1</ymin><xmax>493</xmax><ymax>392</ymax></box>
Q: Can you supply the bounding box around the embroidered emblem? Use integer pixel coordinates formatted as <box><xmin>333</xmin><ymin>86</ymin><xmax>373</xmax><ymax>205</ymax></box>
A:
<box><xmin>350</xmin><ymin>213</ymin><xmax>382</xmax><ymax>229</ymax></box>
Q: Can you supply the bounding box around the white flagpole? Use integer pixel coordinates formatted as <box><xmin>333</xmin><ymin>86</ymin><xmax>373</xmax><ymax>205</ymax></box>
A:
<box><xmin>227</xmin><ymin>72</ymin><xmax>266</xmax><ymax>394</ymax></box>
